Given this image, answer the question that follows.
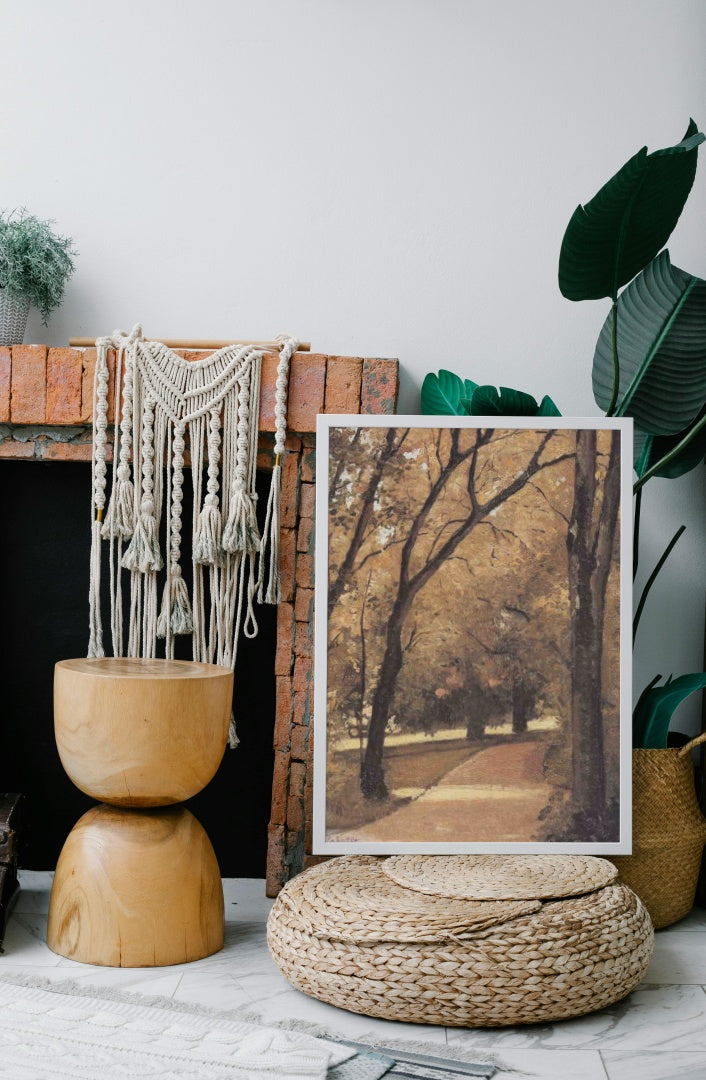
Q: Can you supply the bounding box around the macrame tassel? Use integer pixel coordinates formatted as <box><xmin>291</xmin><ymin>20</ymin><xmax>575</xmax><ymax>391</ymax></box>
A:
<box><xmin>228</xmin><ymin>711</ymin><xmax>240</xmax><ymax>749</ymax></box>
<box><xmin>194</xmin><ymin>495</ymin><xmax>224</xmax><ymax>566</ymax></box>
<box><xmin>257</xmin><ymin>462</ymin><xmax>282</xmax><ymax>604</ymax></box>
<box><xmin>157</xmin><ymin>570</ymin><xmax>194</xmax><ymax>637</ymax></box>
<box><xmin>101</xmin><ymin>468</ymin><xmax>135</xmax><ymax>540</ymax></box>
<box><xmin>87</xmin><ymin>518</ymin><xmax>105</xmax><ymax>657</ymax></box>
<box><xmin>222</xmin><ymin>489</ymin><xmax>261</xmax><ymax>554</ymax></box>
<box><xmin>122</xmin><ymin>499</ymin><xmax>163</xmax><ymax>573</ymax></box>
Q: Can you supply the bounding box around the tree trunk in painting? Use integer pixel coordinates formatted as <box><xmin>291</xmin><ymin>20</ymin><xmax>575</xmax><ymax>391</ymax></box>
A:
<box><xmin>566</xmin><ymin>429</ymin><xmax>621</xmax><ymax>821</ymax></box>
<box><xmin>512</xmin><ymin>677</ymin><xmax>532</xmax><ymax>734</ymax></box>
<box><xmin>360</xmin><ymin>429</ymin><xmax>574</xmax><ymax>801</ymax></box>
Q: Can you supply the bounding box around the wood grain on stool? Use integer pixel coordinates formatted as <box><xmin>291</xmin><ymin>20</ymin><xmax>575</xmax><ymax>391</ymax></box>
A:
<box><xmin>47</xmin><ymin>805</ymin><xmax>224</xmax><ymax>966</ymax></box>
<box><xmin>54</xmin><ymin>658</ymin><xmax>233</xmax><ymax>806</ymax></box>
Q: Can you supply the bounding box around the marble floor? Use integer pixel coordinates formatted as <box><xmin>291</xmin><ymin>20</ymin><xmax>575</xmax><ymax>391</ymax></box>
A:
<box><xmin>2</xmin><ymin>871</ymin><xmax>706</xmax><ymax>1079</ymax></box>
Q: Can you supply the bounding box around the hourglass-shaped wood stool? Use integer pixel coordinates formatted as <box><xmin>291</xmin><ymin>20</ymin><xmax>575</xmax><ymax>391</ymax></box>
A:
<box><xmin>47</xmin><ymin>658</ymin><xmax>233</xmax><ymax>967</ymax></box>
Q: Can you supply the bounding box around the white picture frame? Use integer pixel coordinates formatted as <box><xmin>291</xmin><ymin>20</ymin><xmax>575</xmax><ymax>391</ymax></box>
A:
<box><xmin>313</xmin><ymin>415</ymin><xmax>633</xmax><ymax>855</ymax></box>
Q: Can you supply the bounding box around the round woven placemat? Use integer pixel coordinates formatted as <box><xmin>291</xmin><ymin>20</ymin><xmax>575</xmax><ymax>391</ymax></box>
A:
<box><xmin>382</xmin><ymin>853</ymin><xmax>618</xmax><ymax>899</ymax></box>
<box><xmin>278</xmin><ymin>856</ymin><xmax>540</xmax><ymax>942</ymax></box>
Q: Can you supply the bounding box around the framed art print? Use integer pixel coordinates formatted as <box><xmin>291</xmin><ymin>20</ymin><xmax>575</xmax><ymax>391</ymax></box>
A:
<box><xmin>313</xmin><ymin>416</ymin><xmax>632</xmax><ymax>855</ymax></box>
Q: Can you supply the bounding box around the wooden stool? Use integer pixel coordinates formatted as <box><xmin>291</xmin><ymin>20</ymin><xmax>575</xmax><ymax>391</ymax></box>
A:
<box><xmin>47</xmin><ymin>658</ymin><xmax>233</xmax><ymax>967</ymax></box>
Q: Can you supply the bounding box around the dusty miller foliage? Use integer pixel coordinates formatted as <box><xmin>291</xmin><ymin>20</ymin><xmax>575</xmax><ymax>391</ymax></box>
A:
<box><xmin>0</xmin><ymin>209</ymin><xmax>75</xmax><ymax>323</ymax></box>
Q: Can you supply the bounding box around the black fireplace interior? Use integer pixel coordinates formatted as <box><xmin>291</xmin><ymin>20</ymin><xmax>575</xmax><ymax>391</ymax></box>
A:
<box><xmin>0</xmin><ymin>459</ymin><xmax>276</xmax><ymax>877</ymax></box>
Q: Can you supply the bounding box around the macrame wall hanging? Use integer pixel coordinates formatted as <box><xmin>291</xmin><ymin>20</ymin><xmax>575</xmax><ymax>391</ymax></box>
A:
<box><xmin>88</xmin><ymin>325</ymin><xmax>297</xmax><ymax>745</ymax></box>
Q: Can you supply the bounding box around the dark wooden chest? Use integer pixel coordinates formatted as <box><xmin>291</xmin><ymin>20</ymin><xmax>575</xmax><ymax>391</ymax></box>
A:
<box><xmin>0</xmin><ymin>793</ymin><xmax>22</xmax><ymax>949</ymax></box>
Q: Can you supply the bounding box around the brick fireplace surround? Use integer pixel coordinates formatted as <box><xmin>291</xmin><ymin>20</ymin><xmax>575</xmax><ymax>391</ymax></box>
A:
<box><xmin>0</xmin><ymin>344</ymin><xmax>399</xmax><ymax>896</ymax></box>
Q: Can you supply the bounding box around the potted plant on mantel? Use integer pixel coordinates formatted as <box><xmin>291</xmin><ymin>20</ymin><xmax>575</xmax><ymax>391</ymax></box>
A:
<box><xmin>422</xmin><ymin>120</ymin><xmax>706</xmax><ymax>927</ymax></box>
<box><xmin>0</xmin><ymin>209</ymin><xmax>75</xmax><ymax>345</ymax></box>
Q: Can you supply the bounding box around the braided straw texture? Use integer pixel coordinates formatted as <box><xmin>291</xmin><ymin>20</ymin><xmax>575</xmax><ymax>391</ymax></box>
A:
<box><xmin>267</xmin><ymin>855</ymin><xmax>653</xmax><ymax>1027</ymax></box>
<box><xmin>382</xmin><ymin>853</ymin><xmax>618</xmax><ymax>900</ymax></box>
<box><xmin>273</xmin><ymin>856</ymin><xmax>540</xmax><ymax>943</ymax></box>
<box><xmin>611</xmin><ymin>741</ymin><xmax>706</xmax><ymax>929</ymax></box>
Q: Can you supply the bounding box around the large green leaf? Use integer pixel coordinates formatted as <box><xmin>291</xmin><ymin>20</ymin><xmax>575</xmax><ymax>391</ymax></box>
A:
<box><xmin>470</xmin><ymin>385</ymin><xmax>562</xmax><ymax>416</ymax></box>
<box><xmin>421</xmin><ymin>370</ymin><xmax>477</xmax><ymax>414</ymax></box>
<box><xmin>559</xmin><ymin>120</ymin><xmax>704</xmax><ymax>301</ymax></box>
<box><xmin>592</xmin><ymin>251</ymin><xmax>706</xmax><ymax>434</ymax></box>
<box><xmin>633</xmin><ymin>672</ymin><xmax>706</xmax><ymax>748</ymax></box>
<box><xmin>634</xmin><ymin>406</ymin><xmax>706</xmax><ymax>479</ymax></box>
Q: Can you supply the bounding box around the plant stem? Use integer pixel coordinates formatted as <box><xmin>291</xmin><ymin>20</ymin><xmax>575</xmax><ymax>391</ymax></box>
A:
<box><xmin>633</xmin><ymin>410</ymin><xmax>706</xmax><ymax>492</ymax></box>
<box><xmin>633</xmin><ymin>524</ymin><xmax>686</xmax><ymax>644</ymax></box>
<box><xmin>606</xmin><ymin>302</ymin><xmax>620</xmax><ymax>416</ymax></box>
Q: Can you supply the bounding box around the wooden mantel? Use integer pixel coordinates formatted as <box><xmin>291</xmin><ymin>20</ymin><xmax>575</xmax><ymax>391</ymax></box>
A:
<box><xmin>0</xmin><ymin>343</ymin><xmax>399</xmax><ymax>895</ymax></box>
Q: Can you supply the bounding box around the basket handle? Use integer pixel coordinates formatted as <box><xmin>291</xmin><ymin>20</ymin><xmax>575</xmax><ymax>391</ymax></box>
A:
<box><xmin>677</xmin><ymin>731</ymin><xmax>706</xmax><ymax>757</ymax></box>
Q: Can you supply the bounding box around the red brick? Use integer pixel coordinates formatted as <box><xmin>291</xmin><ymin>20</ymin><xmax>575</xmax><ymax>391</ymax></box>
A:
<box><xmin>361</xmin><ymin>358</ymin><xmax>399</xmax><ymax>415</ymax></box>
<box><xmin>288</xmin><ymin>355</ymin><xmax>326</xmax><ymax>433</ymax></box>
<box><xmin>292</xmin><ymin>690</ymin><xmax>310</xmax><ymax>727</ymax></box>
<box><xmin>289</xmin><ymin>761</ymin><xmax>306</xmax><ymax>800</ymax></box>
<box><xmin>286</xmin><ymin>792</ymin><xmax>304</xmax><ymax>834</ymax></box>
<box><xmin>304</xmin><ymin>764</ymin><xmax>315</xmax><ymax>853</ymax></box>
<box><xmin>297</xmin><ymin>516</ymin><xmax>314</xmax><ymax>553</ymax></box>
<box><xmin>324</xmin><ymin>356</ymin><xmax>363</xmax><ymax>414</ymax></box>
<box><xmin>284</xmin><ymin>434</ymin><xmax>302</xmax><ymax>453</ymax></box>
<box><xmin>259</xmin><ymin>352</ymin><xmax>326</xmax><ymax>435</ymax></box>
<box><xmin>293</xmin><ymin>657</ymin><xmax>312</xmax><ymax>694</ymax></box>
<box><xmin>257</xmin><ymin>448</ymin><xmax>275</xmax><ymax>471</ymax></box>
<box><xmin>295</xmin><ymin>620</ymin><xmax>312</xmax><ymax>660</ymax></box>
<box><xmin>274</xmin><ymin>602</ymin><xmax>295</xmax><ymax>676</ymax></box>
<box><xmin>80</xmin><ymin>348</ymin><xmax>96</xmax><ymax>421</ymax></box>
<box><xmin>269</xmin><ymin>750</ymin><xmax>291</xmax><ymax>826</ymax></box>
<box><xmin>258</xmin><ymin>351</ymin><xmax>279</xmax><ymax>432</ymax></box>
<box><xmin>11</xmin><ymin>345</ymin><xmax>46</xmax><ymax>422</ymax></box>
<box><xmin>0</xmin><ymin>348</ymin><xmax>10</xmax><ymax>422</ymax></box>
<box><xmin>295</xmin><ymin>552</ymin><xmax>314</xmax><ymax>591</ymax></box>
<box><xmin>290</xmin><ymin>724</ymin><xmax>309</xmax><ymax>762</ymax></box>
<box><xmin>280</xmin><ymin>451</ymin><xmax>300</xmax><ymax>528</ymax></box>
<box><xmin>299</xmin><ymin>482</ymin><xmax>316</xmax><ymax>520</ymax></box>
<box><xmin>0</xmin><ymin>439</ymin><xmax>35</xmax><ymax>458</ymax></box>
<box><xmin>46</xmin><ymin>348</ymin><xmax>83</xmax><ymax>424</ymax></box>
<box><xmin>273</xmin><ymin>676</ymin><xmax>293</xmax><ymax>751</ymax></box>
<box><xmin>279</xmin><ymin>528</ymin><xmax>297</xmax><ymax>603</ymax></box>
<box><xmin>265</xmin><ymin>824</ymin><xmax>286</xmax><ymax>897</ymax></box>
<box><xmin>41</xmin><ymin>441</ymin><xmax>95</xmax><ymax>462</ymax></box>
<box><xmin>294</xmin><ymin>587</ymin><xmax>314</xmax><ymax>623</ymax></box>
<box><xmin>300</xmin><ymin>444</ymin><xmax>316</xmax><ymax>483</ymax></box>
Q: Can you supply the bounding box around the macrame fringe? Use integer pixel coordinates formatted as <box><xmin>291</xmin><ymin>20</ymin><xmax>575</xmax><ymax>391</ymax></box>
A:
<box><xmin>228</xmin><ymin>711</ymin><xmax>240</xmax><ymax>749</ymax></box>
<box><xmin>122</xmin><ymin>504</ymin><xmax>163</xmax><ymax>573</ymax></box>
<box><xmin>87</xmin><ymin>518</ymin><xmax>105</xmax><ymax>658</ymax></box>
<box><xmin>88</xmin><ymin>327</ymin><xmax>296</xmax><ymax>749</ymax></box>
<box><xmin>222</xmin><ymin>489</ymin><xmax>260</xmax><ymax>555</ymax></box>
<box><xmin>257</xmin><ymin>462</ymin><xmax>282</xmax><ymax>605</ymax></box>
<box><xmin>101</xmin><ymin>473</ymin><xmax>135</xmax><ymax>540</ymax></box>
<box><xmin>157</xmin><ymin>572</ymin><xmax>194</xmax><ymax>638</ymax></box>
<box><xmin>194</xmin><ymin>498</ymin><xmax>224</xmax><ymax>566</ymax></box>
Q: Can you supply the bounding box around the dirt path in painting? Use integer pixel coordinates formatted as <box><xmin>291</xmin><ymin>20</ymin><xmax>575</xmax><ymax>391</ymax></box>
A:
<box><xmin>330</xmin><ymin>737</ymin><xmax>552</xmax><ymax>843</ymax></box>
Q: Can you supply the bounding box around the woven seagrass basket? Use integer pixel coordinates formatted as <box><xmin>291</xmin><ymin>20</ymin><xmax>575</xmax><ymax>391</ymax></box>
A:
<box><xmin>267</xmin><ymin>854</ymin><xmax>654</xmax><ymax>1027</ymax></box>
<box><xmin>610</xmin><ymin>732</ymin><xmax>706</xmax><ymax>930</ymax></box>
<box><xmin>0</xmin><ymin>290</ymin><xmax>29</xmax><ymax>346</ymax></box>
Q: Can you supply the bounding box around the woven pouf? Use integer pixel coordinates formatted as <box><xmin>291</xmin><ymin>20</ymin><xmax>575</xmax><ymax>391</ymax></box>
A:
<box><xmin>266</xmin><ymin>855</ymin><xmax>654</xmax><ymax>1027</ymax></box>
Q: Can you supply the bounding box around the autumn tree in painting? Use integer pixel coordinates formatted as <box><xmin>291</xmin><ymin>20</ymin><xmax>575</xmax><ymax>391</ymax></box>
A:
<box><xmin>565</xmin><ymin>427</ymin><xmax>621</xmax><ymax>836</ymax></box>
<box><xmin>325</xmin><ymin>423</ymin><xmax>622</xmax><ymax>844</ymax></box>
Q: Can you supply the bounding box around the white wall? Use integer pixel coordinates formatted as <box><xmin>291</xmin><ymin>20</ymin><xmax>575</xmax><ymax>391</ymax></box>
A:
<box><xmin>3</xmin><ymin>0</ymin><xmax>705</xmax><ymax>726</ymax></box>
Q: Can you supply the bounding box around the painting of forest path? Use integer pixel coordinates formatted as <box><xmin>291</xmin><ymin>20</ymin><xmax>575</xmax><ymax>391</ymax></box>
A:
<box><xmin>330</xmin><ymin>735</ymin><xmax>553</xmax><ymax>843</ymax></box>
<box><xmin>316</xmin><ymin>420</ymin><xmax>631</xmax><ymax>853</ymax></box>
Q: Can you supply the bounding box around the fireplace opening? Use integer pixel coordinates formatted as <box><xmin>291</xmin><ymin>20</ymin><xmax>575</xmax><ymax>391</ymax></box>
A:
<box><xmin>0</xmin><ymin>459</ymin><xmax>276</xmax><ymax>877</ymax></box>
